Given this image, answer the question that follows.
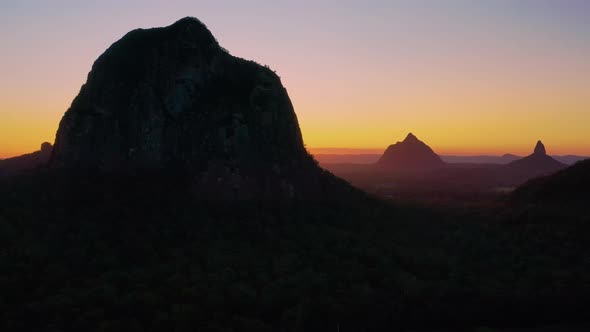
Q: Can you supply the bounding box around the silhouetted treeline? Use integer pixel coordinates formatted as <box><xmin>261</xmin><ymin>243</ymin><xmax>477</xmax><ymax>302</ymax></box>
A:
<box><xmin>0</xmin><ymin>171</ymin><xmax>589</xmax><ymax>331</ymax></box>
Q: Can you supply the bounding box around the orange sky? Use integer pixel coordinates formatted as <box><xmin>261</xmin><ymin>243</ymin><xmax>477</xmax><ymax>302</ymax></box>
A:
<box><xmin>1</xmin><ymin>1</ymin><xmax>589</xmax><ymax>159</ymax></box>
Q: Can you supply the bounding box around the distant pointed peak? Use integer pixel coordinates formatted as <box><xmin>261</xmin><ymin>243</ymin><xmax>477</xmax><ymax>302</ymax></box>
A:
<box><xmin>378</xmin><ymin>132</ymin><xmax>445</xmax><ymax>169</ymax></box>
<box><xmin>404</xmin><ymin>132</ymin><xmax>418</xmax><ymax>142</ymax></box>
<box><xmin>534</xmin><ymin>140</ymin><xmax>546</xmax><ymax>155</ymax></box>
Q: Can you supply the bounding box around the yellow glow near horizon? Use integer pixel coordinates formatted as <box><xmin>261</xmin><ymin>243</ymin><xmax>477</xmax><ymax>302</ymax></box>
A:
<box><xmin>2</xmin><ymin>71</ymin><xmax>589</xmax><ymax>159</ymax></box>
<box><xmin>295</xmin><ymin>79</ymin><xmax>590</xmax><ymax>156</ymax></box>
<box><xmin>1</xmin><ymin>3</ymin><xmax>589</xmax><ymax>159</ymax></box>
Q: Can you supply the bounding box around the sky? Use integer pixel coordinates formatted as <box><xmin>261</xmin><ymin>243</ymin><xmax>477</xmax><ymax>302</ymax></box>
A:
<box><xmin>1</xmin><ymin>0</ymin><xmax>589</xmax><ymax>158</ymax></box>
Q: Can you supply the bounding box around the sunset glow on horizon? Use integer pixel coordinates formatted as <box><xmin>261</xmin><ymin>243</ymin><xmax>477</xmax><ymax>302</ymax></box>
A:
<box><xmin>1</xmin><ymin>0</ymin><xmax>589</xmax><ymax>159</ymax></box>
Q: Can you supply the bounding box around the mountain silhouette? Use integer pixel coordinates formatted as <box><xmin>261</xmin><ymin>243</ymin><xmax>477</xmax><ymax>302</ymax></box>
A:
<box><xmin>48</xmin><ymin>17</ymin><xmax>337</xmax><ymax>199</ymax></box>
<box><xmin>503</xmin><ymin>140</ymin><xmax>566</xmax><ymax>184</ymax></box>
<box><xmin>0</xmin><ymin>142</ymin><xmax>52</xmax><ymax>177</ymax></box>
<box><xmin>376</xmin><ymin>133</ymin><xmax>445</xmax><ymax>171</ymax></box>
<box><xmin>52</xmin><ymin>17</ymin><xmax>306</xmax><ymax>170</ymax></box>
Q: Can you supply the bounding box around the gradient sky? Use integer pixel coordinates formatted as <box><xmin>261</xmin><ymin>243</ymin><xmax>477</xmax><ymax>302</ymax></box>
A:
<box><xmin>1</xmin><ymin>0</ymin><xmax>589</xmax><ymax>158</ymax></box>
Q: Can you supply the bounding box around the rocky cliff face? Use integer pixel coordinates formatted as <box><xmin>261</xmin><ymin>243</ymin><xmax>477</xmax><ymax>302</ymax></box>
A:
<box><xmin>51</xmin><ymin>17</ymin><xmax>309</xmax><ymax>176</ymax></box>
<box><xmin>48</xmin><ymin>17</ymin><xmax>355</xmax><ymax>200</ymax></box>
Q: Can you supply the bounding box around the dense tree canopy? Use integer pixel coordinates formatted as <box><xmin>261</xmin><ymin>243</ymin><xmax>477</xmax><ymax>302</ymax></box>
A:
<box><xmin>0</xmin><ymin>171</ymin><xmax>589</xmax><ymax>331</ymax></box>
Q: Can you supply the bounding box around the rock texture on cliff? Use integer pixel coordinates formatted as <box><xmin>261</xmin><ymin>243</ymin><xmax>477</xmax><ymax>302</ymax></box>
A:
<box><xmin>51</xmin><ymin>17</ymin><xmax>309</xmax><ymax>173</ymax></box>
<box><xmin>48</xmin><ymin>17</ymin><xmax>332</xmax><ymax>198</ymax></box>
<box><xmin>376</xmin><ymin>133</ymin><xmax>446</xmax><ymax>171</ymax></box>
<box><xmin>47</xmin><ymin>17</ymin><xmax>360</xmax><ymax>200</ymax></box>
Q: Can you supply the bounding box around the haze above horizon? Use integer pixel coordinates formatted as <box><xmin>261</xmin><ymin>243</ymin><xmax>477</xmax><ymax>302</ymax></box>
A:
<box><xmin>1</xmin><ymin>0</ymin><xmax>589</xmax><ymax>158</ymax></box>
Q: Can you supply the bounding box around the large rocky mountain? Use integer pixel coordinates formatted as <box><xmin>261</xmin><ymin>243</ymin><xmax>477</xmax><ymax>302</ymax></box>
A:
<box><xmin>376</xmin><ymin>133</ymin><xmax>446</xmax><ymax>171</ymax></box>
<box><xmin>49</xmin><ymin>17</ymin><xmax>332</xmax><ymax>199</ymax></box>
<box><xmin>52</xmin><ymin>17</ymin><xmax>307</xmax><ymax>171</ymax></box>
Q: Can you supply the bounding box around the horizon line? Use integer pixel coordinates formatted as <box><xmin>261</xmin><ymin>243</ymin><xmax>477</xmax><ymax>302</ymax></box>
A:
<box><xmin>307</xmin><ymin>147</ymin><xmax>590</xmax><ymax>157</ymax></box>
<box><xmin>3</xmin><ymin>145</ymin><xmax>590</xmax><ymax>160</ymax></box>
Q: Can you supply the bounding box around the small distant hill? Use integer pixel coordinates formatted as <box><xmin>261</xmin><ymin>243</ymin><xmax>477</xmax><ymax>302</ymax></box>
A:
<box><xmin>502</xmin><ymin>141</ymin><xmax>567</xmax><ymax>184</ymax></box>
<box><xmin>376</xmin><ymin>133</ymin><xmax>445</xmax><ymax>171</ymax></box>
<box><xmin>0</xmin><ymin>143</ymin><xmax>52</xmax><ymax>177</ymax></box>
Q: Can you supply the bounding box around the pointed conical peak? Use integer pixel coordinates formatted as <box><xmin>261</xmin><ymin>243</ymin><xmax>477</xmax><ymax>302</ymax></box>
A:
<box><xmin>534</xmin><ymin>140</ymin><xmax>546</xmax><ymax>155</ymax></box>
<box><xmin>378</xmin><ymin>132</ymin><xmax>445</xmax><ymax>169</ymax></box>
<box><xmin>404</xmin><ymin>132</ymin><xmax>419</xmax><ymax>142</ymax></box>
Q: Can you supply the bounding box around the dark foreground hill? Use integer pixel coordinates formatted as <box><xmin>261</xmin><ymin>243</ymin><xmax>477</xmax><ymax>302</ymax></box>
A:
<box><xmin>511</xmin><ymin>159</ymin><xmax>590</xmax><ymax>206</ymax></box>
<box><xmin>2</xmin><ymin>170</ymin><xmax>590</xmax><ymax>331</ymax></box>
<box><xmin>0</xmin><ymin>17</ymin><xmax>589</xmax><ymax>332</ymax></box>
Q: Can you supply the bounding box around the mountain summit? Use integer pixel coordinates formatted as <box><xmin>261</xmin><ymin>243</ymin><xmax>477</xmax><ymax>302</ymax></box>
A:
<box><xmin>376</xmin><ymin>133</ymin><xmax>445</xmax><ymax>171</ymax></box>
<box><xmin>533</xmin><ymin>140</ymin><xmax>546</xmax><ymax>155</ymax></box>
<box><xmin>404</xmin><ymin>132</ymin><xmax>419</xmax><ymax>142</ymax></box>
